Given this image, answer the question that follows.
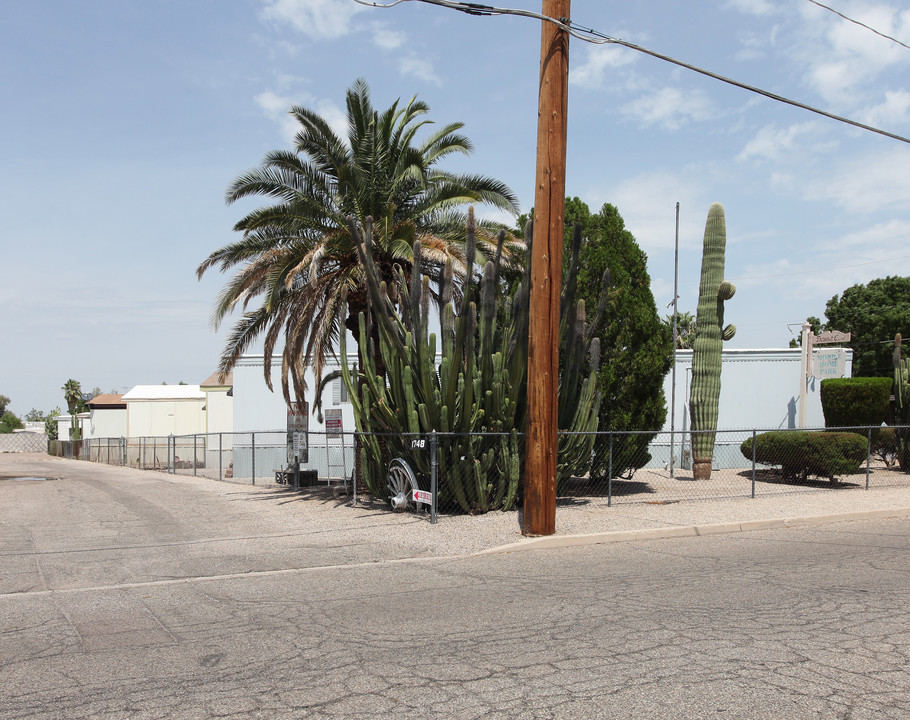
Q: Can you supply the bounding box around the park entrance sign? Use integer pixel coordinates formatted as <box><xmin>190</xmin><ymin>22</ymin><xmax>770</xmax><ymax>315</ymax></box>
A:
<box><xmin>799</xmin><ymin>325</ymin><xmax>851</xmax><ymax>426</ymax></box>
<box><xmin>813</xmin><ymin>348</ymin><xmax>848</xmax><ymax>379</ymax></box>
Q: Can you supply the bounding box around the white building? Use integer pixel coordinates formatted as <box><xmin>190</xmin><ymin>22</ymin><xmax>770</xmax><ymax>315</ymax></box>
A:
<box><xmin>232</xmin><ymin>354</ymin><xmax>355</xmax><ymax>480</ymax></box>
<box><xmin>121</xmin><ymin>384</ymin><xmax>207</xmax><ymax>437</ymax></box>
<box><xmin>654</xmin><ymin>347</ymin><xmax>853</xmax><ymax>468</ymax></box>
<box><xmin>200</xmin><ymin>371</ymin><xmax>234</xmax><ymax>436</ymax></box>
<box><xmin>84</xmin><ymin>394</ymin><xmax>127</xmax><ymax>439</ymax></box>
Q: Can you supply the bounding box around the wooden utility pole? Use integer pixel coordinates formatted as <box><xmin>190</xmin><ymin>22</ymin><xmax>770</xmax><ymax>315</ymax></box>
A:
<box><xmin>524</xmin><ymin>0</ymin><xmax>570</xmax><ymax>536</ymax></box>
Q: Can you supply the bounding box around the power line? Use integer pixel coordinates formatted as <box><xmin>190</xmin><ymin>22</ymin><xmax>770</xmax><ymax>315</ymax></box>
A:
<box><xmin>806</xmin><ymin>0</ymin><xmax>910</xmax><ymax>52</ymax></box>
<box><xmin>354</xmin><ymin>0</ymin><xmax>910</xmax><ymax>146</ymax></box>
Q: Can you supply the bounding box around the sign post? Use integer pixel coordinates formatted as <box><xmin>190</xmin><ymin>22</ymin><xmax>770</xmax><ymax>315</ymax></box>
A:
<box><xmin>287</xmin><ymin>402</ymin><xmax>308</xmax><ymax>489</ymax></box>
<box><xmin>799</xmin><ymin>328</ymin><xmax>851</xmax><ymax>427</ymax></box>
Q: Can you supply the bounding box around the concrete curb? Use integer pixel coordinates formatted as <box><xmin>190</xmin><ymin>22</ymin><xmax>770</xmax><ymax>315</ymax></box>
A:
<box><xmin>476</xmin><ymin>506</ymin><xmax>910</xmax><ymax>555</ymax></box>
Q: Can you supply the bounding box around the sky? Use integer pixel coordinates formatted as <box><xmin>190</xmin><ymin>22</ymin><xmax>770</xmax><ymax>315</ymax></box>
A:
<box><xmin>2</xmin><ymin>0</ymin><xmax>910</xmax><ymax>417</ymax></box>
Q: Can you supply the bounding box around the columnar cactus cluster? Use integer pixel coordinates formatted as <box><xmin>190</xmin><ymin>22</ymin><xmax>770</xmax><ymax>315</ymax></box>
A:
<box><xmin>340</xmin><ymin>210</ymin><xmax>602</xmax><ymax>512</ymax></box>
<box><xmin>893</xmin><ymin>333</ymin><xmax>910</xmax><ymax>470</ymax></box>
<box><xmin>689</xmin><ymin>203</ymin><xmax>736</xmax><ymax>480</ymax></box>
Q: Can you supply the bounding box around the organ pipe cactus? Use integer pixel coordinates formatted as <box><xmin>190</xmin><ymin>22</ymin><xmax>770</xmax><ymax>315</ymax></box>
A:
<box><xmin>893</xmin><ymin>333</ymin><xmax>910</xmax><ymax>471</ymax></box>
<box><xmin>340</xmin><ymin>210</ymin><xmax>602</xmax><ymax>511</ymax></box>
<box><xmin>689</xmin><ymin>203</ymin><xmax>736</xmax><ymax>480</ymax></box>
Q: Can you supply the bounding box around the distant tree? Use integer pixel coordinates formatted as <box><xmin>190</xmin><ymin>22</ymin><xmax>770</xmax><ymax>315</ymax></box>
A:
<box><xmin>564</xmin><ymin>198</ymin><xmax>673</xmax><ymax>478</ymax></box>
<box><xmin>0</xmin><ymin>395</ymin><xmax>9</xmax><ymax>416</ymax></box>
<box><xmin>61</xmin><ymin>379</ymin><xmax>87</xmax><ymax>440</ymax></box>
<box><xmin>663</xmin><ymin>310</ymin><xmax>697</xmax><ymax>349</ymax></box>
<box><xmin>805</xmin><ymin>277</ymin><xmax>910</xmax><ymax>376</ymax></box>
<box><xmin>24</xmin><ymin>408</ymin><xmax>45</xmax><ymax>422</ymax></box>
<box><xmin>45</xmin><ymin>408</ymin><xmax>61</xmax><ymax>440</ymax></box>
<box><xmin>787</xmin><ymin>316</ymin><xmax>823</xmax><ymax>348</ymax></box>
<box><xmin>0</xmin><ymin>411</ymin><xmax>24</xmax><ymax>434</ymax></box>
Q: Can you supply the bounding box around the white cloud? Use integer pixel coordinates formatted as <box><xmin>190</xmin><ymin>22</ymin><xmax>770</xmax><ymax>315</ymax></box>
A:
<box><xmin>621</xmin><ymin>87</ymin><xmax>714</xmax><ymax>131</ymax></box>
<box><xmin>736</xmin><ymin>122</ymin><xmax>819</xmax><ymax>162</ymax></box>
<box><xmin>862</xmin><ymin>90</ymin><xmax>910</xmax><ymax>128</ymax></box>
<box><xmin>803</xmin><ymin>148</ymin><xmax>910</xmax><ymax>213</ymax></box>
<box><xmin>569</xmin><ymin>44</ymin><xmax>636</xmax><ymax>89</ymax></box>
<box><xmin>371</xmin><ymin>22</ymin><xmax>405</xmax><ymax>50</ymax></box>
<box><xmin>799</xmin><ymin>2</ymin><xmax>910</xmax><ymax>107</ymax></box>
<box><xmin>260</xmin><ymin>0</ymin><xmax>364</xmax><ymax>40</ymax></box>
<box><xmin>725</xmin><ymin>0</ymin><xmax>780</xmax><ymax>17</ymax></box>
<box><xmin>831</xmin><ymin>219</ymin><xmax>910</xmax><ymax>251</ymax></box>
<box><xmin>255</xmin><ymin>91</ymin><xmax>299</xmax><ymax>143</ymax></box>
<box><xmin>735</xmin><ymin>25</ymin><xmax>781</xmax><ymax>61</ymax></box>
<box><xmin>398</xmin><ymin>55</ymin><xmax>441</xmax><ymax>86</ymax></box>
<box><xmin>590</xmin><ymin>171</ymin><xmax>712</xmax><ymax>255</ymax></box>
<box><xmin>255</xmin><ymin>91</ymin><xmax>348</xmax><ymax>144</ymax></box>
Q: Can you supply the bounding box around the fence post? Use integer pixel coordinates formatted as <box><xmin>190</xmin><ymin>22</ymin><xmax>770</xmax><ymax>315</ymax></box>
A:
<box><xmin>219</xmin><ymin>432</ymin><xmax>223</xmax><ymax>480</ymax></box>
<box><xmin>252</xmin><ymin>432</ymin><xmax>256</xmax><ymax>486</ymax></box>
<box><xmin>608</xmin><ymin>432</ymin><xmax>613</xmax><ymax>507</ymax></box>
<box><xmin>193</xmin><ymin>435</ymin><xmax>197</xmax><ymax>476</ymax></box>
<box><xmin>866</xmin><ymin>426</ymin><xmax>872</xmax><ymax>490</ymax></box>
<box><xmin>430</xmin><ymin>430</ymin><xmax>438</xmax><ymax>525</ymax></box>
<box><xmin>751</xmin><ymin>430</ymin><xmax>757</xmax><ymax>499</ymax></box>
<box><xmin>352</xmin><ymin>433</ymin><xmax>358</xmax><ymax>506</ymax></box>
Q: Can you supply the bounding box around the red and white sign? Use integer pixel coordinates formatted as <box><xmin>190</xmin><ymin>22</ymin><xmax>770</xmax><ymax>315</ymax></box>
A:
<box><xmin>412</xmin><ymin>489</ymin><xmax>433</xmax><ymax>505</ymax></box>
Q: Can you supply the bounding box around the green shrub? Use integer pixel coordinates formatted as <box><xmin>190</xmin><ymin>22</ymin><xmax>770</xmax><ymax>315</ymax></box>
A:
<box><xmin>740</xmin><ymin>431</ymin><xmax>868</xmax><ymax>481</ymax></box>
<box><xmin>0</xmin><ymin>411</ymin><xmax>24</xmax><ymax>434</ymax></box>
<box><xmin>820</xmin><ymin>377</ymin><xmax>892</xmax><ymax>429</ymax></box>
<box><xmin>873</xmin><ymin>427</ymin><xmax>898</xmax><ymax>467</ymax></box>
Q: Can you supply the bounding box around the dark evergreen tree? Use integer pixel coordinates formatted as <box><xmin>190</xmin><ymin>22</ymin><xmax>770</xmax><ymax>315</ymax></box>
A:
<box><xmin>564</xmin><ymin>198</ymin><xmax>673</xmax><ymax>478</ymax></box>
<box><xmin>821</xmin><ymin>277</ymin><xmax>910</xmax><ymax>377</ymax></box>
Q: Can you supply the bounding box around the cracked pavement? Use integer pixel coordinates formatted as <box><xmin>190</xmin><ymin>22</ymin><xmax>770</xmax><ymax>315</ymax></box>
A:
<box><xmin>2</xmin><ymin>454</ymin><xmax>910</xmax><ymax>718</ymax></box>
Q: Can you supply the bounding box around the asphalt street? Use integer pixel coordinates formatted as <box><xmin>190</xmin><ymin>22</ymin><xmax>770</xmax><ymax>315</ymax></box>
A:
<box><xmin>2</xmin><ymin>459</ymin><xmax>910</xmax><ymax>719</ymax></box>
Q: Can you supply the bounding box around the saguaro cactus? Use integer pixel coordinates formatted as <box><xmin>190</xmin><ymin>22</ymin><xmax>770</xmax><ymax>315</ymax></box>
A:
<box><xmin>893</xmin><ymin>333</ymin><xmax>910</xmax><ymax>471</ymax></box>
<box><xmin>689</xmin><ymin>203</ymin><xmax>736</xmax><ymax>480</ymax></box>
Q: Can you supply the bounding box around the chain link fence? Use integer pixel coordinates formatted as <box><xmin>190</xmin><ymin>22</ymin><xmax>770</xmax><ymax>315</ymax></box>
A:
<box><xmin>349</xmin><ymin>426</ymin><xmax>910</xmax><ymax>520</ymax></box>
<box><xmin>50</xmin><ymin>431</ymin><xmax>356</xmax><ymax>488</ymax></box>
<box><xmin>45</xmin><ymin>425</ymin><xmax>910</xmax><ymax>523</ymax></box>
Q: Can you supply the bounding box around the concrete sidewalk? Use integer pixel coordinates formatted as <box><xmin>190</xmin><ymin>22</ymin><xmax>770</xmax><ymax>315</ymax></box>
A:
<box><xmin>491</xmin><ymin>491</ymin><xmax>910</xmax><ymax>554</ymax></box>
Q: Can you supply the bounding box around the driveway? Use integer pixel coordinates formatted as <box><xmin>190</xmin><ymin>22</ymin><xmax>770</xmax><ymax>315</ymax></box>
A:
<box><xmin>3</xmin><ymin>454</ymin><xmax>910</xmax><ymax>718</ymax></box>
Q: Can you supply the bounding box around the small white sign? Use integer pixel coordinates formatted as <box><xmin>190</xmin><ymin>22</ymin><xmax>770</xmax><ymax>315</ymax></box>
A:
<box><xmin>412</xmin><ymin>489</ymin><xmax>433</xmax><ymax>505</ymax></box>
<box><xmin>813</xmin><ymin>348</ymin><xmax>847</xmax><ymax>379</ymax></box>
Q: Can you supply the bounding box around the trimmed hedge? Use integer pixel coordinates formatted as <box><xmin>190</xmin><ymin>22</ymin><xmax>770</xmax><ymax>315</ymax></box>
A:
<box><xmin>820</xmin><ymin>377</ymin><xmax>892</xmax><ymax>429</ymax></box>
<box><xmin>740</xmin><ymin>431</ymin><xmax>868</xmax><ymax>481</ymax></box>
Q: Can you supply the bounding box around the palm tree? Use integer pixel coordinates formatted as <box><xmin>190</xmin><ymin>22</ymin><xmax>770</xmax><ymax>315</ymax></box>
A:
<box><xmin>61</xmin><ymin>378</ymin><xmax>84</xmax><ymax>440</ymax></box>
<box><xmin>198</xmin><ymin>78</ymin><xmax>520</xmax><ymax>402</ymax></box>
<box><xmin>665</xmin><ymin>311</ymin><xmax>697</xmax><ymax>349</ymax></box>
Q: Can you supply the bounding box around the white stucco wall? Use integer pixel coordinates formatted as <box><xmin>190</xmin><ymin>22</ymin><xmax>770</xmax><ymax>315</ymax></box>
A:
<box><xmin>652</xmin><ymin>347</ymin><xmax>853</xmax><ymax>469</ymax></box>
<box><xmin>86</xmin><ymin>408</ymin><xmax>127</xmax><ymax>439</ymax></box>
<box><xmin>233</xmin><ymin>355</ymin><xmax>356</xmax><ymax>435</ymax></box>
<box><xmin>203</xmin><ymin>388</ymin><xmax>233</xmax><ymax>435</ymax></box>
<box><xmin>661</xmin><ymin>348</ymin><xmax>853</xmax><ymax>432</ymax></box>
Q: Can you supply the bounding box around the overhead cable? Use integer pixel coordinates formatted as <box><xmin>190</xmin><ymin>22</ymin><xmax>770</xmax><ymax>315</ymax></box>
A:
<box><xmin>806</xmin><ymin>0</ymin><xmax>910</xmax><ymax>52</ymax></box>
<box><xmin>353</xmin><ymin>0</ymin><xmax>910</xmax><ymax>146</ymax></box>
